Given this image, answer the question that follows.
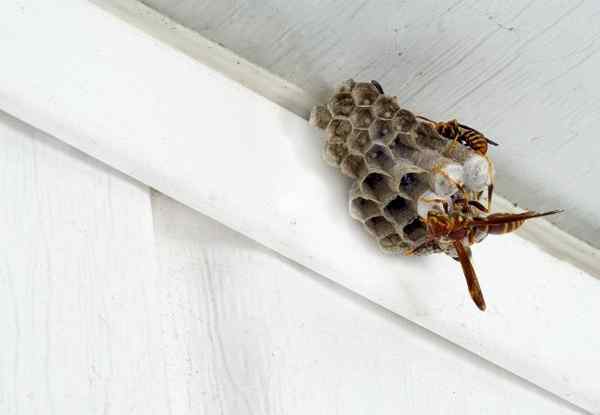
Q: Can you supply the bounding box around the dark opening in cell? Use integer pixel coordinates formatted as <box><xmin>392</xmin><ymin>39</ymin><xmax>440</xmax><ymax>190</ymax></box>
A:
<box><xmin>403</xmin><ymin>217</ymin><xmax>427</xmax><ymax>242</ymax></box>
<box><xmin>362</xmin><ymin>172</ymin><xmax>394</xmax><ymax>202</ymax></box>
<box><xmin>400</xmin><ymin>173</ymin><xmax>417</xmax><ymax>188</ymax></box>
<box><xmin>365</xmin><ymin>216</ymin><xmax>394</xmax><ymax>237</ymax></box>
<box><xmin>383</xmin><ymin>196</ymin><xmax>413</xmax><ymax>226</ymax></box>
<box><xmin>351</xmin><ymin>197</ymin><xmax>380</xmax><ymax>221</ymax></box>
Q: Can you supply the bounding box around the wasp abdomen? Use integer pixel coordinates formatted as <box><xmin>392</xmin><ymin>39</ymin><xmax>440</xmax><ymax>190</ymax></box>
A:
<box><xmin>484</xmin><ymin>220</ymin><xmax>524</xmax><ymax>234</ymax></box>
<box><xmin>461</xmin><ymin>129</ymin><xmax>488</xmax><ymax>155</ymax></box>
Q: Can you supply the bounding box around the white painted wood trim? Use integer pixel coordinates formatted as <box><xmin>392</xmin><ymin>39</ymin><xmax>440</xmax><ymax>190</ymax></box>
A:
<box><xmin>0</xmin><ymin>111</ymin><xmax>170</xmax><ymax>414</ymax></box>
<box><xmin>1</xmin><ymin>112</ymin><xmax>582</xmax><ymax>414</ymax></box>
<box><xmin>151</xmin><ymin>192</ymin><xmax>585</xmax><ymax>415</ymax></box>
<box><xmin>0</xmin><ymin>1</ymin><xmax>599</xmax><ymax>412</ymax></box>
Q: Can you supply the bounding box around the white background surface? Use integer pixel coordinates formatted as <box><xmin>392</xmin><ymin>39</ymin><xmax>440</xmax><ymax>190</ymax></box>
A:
<box><xmin>143</xmin><ymin>0</ymin><xmax>600</xmax><ymax>250</ymax></box>
<box><xmin>0</xmin><ymin>111</ymin><xmax>584</xmax><ymax>414</ymax></box>
<box><xmin>0</xmin><ymin>0</ymin><xmax>598</xmax><ymax>413</ymax></box>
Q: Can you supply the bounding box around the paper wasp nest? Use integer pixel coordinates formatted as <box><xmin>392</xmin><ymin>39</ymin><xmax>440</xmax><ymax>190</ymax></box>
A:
<box><xmin>310</xmin><ymin>79</ymin><xmax>493</xmax><ymax>256</ymax></box>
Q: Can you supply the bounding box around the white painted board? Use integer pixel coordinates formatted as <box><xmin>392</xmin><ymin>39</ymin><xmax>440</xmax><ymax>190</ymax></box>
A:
<box><xmin>0</xmin><ymin>111</ymin><xmax>583</xmax><ymax>414</ymax></box>
<box><xmin>0</xmin><ymin>111</ymin><xmax>170</xmax><ymax>414</ymax></box>
<box><xmin>143</xmin><ymin>0</ymin><xmax>600</xmax><ymax>249</ymax></box>
<box><xmin>0</xmin><ymin>1</ymin><xmax>599</xmax><ymax>411</ymax></box>
<box><xmin>152</xmin><ymin>192</ymin><xmax>583</xmax><ymax>415</ymax></box>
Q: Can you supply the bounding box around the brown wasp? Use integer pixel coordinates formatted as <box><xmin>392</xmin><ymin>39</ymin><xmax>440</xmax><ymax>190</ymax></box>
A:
<box><xmin>409</xmin><ymin>208</ymin><xmax>563</xmax><ymax>311</ymax></box>
<box><xmin>415</xmin><ymin>116</ymin><xmax>499</xmax><ymax>155</ymax></box>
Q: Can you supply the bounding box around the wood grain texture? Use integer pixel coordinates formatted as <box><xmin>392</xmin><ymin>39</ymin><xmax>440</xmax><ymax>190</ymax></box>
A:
<box><xmin>151</xmin><ymin>192</ymin><xmax>583</xmax><ymax>415</ymax></box>
<box><xmin>0</xmin><ymin>110</ymin><xmax>583</xmax><ymax>413</ymax></box>
<box><xmin>0</xmin><ymin>112</ymin><xmax>169</xmax><ymax>414</ymax></box>
<box><xmin>101</xmin><ymin>0</ymin><xmax>600</xmax><ymax>279</ymax></box>
<box><xmin>1</xmin><ymin>2</ymin><xmax>599</xmax><ymax>411</ymax></box>
<box><xmin>142</xmin><ymin>0</ymin><xmax>600</xmax><ymax>249</ymax></box>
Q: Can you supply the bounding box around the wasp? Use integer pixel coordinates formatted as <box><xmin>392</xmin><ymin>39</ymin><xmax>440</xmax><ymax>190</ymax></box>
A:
<box><xmin>416</xmin><ymin>116</ymin><xmax>498</xmax><ymax>155</ymax></box>
<box><xmin>409</xmin><ymin>209</ymin><xmax>563</xmax><ymax>311</ymax></box>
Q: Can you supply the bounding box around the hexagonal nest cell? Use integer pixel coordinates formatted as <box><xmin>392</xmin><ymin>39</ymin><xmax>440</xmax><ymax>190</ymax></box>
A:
<box><xmin>341</xmin><ymin>154</ymin><xmax>368</xmax><ymax>179</ymax></box>
<box><xmin>373</xmin><ymin>96</ymin><xmax>400</xmax><ymax>119</ymax></box>
<box><xmin>383</xmin><ymin>196</ymin><xmax>413</xmax><ymax>226</ymax></box>
<box><xmin>351</xmin><ymin>82</ymin><xmax>380</xmax><ymax>107</ymax></box>
<box><xmin>328</xmin><ymin>93</ymin><xmax>355</xmax><ymax>118</ymax></box>
<box><xmin>349</xmin><ymin>107</ymin><xmax>374</xmax><ymax>130</ymax></box>
<box><xmin>368</xmin><ymin>119</ymin><xmax>396</xmax><ymax>144</ymax></box>
<box><xmin>350</xmin><ymin>197</ymin><xmax>381</xmax><ymax>221</ymax></box>
<box><xmin>393</xmin><ymin>132</ymin><xmax>419</xmax><ymax>149</ymax></box>
<box><xmin>309</xmin><ymin>105</ymin><xmax>332</xmax><ymax>129</ymax></box>
<box><xmin>415</xmin><ymin>122</ymin><xmax>448</xmax><ymax>151</ymax></box>
<box><xmin>347</xmin><ymin>130</ymin><xmax>371</xmax><ymax>154</ymax></box>
<box><xmin>323</xmin><ymin>141</ymin><xmax>349</xmax><ymax>166</ymax></box>
<box><xmin>326</xmin><ymin>119</ymin><xmax>353</xmax><ymax>141</ymax></box>
<box><xmin>310</xmin><ymin>79</ymin><xmax>495</xmax><ymax>258</ymax></box>
<box><xmin>360</xmin><ymin>172</ymin><xmax>395</xmax><ymax>203</ymax></box>
<box><xmin>379</xmin><ymin>233</ymin><xmax>410</xmax><ymax>253</ymax></box>
<box><xmin>403</xmin><ymin>217</ymin><xmax>428</xmax><ymax>243</ymax></box>
<box><xmin>365</xmin><ymin>144</ymin><xmax>395</xmax><ymax>171</ymax></box>
<box><xmin>391</xmin><ymin>109</ymin><xmax>417</xmax><ymax>132</ymax></box>
<box><xmin>398</xmin><ymin>171</ymin><xmax>429</xmax><ymax>199</ymax></box>
<box><xmin>365</xmin><ymin>216</ymin><xmax>395</xmax><ymax>238</ymax></box>
<box><xmin>389</xmin><ymin>138</ymin><xmax>417</xmax><ymax>160</ymax></box>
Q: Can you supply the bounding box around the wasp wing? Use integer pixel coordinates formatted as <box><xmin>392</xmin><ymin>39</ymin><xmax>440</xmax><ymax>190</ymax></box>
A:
<box><xmin>472</xmin><ymin>210</ymin><xmax>563</xmax><ymax>226</ymax></box>
<box><xmin>456</xmin><ymin>122</ymin><xmax>499</xmax><ymax>146</ymax></box>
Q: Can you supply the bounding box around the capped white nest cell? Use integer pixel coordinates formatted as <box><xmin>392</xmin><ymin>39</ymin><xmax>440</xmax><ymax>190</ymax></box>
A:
<box><xmin>309</xmin><ymin>79</ymin><xmax>493</xmax><ymax>257</ymax></box>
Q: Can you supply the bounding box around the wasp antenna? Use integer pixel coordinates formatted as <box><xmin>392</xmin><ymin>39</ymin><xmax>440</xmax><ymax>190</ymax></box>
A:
<box><xmin>416</xmin><ymin>115</ymin><xmax>435</xmax><ymax>124</ymax></box>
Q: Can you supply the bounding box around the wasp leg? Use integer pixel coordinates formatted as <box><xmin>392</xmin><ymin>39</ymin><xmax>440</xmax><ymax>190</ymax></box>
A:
<box><xmin>482</xmin><ymin>154</ymin><xmax>495</xmax><ymax>211</ymax></box>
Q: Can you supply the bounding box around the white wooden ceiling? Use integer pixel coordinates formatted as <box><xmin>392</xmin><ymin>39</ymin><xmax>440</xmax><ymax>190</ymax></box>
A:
<box><xmin>143</xmin><ymin>0</ymin><xmax>600</xmax><ymax>249</ymax></box>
